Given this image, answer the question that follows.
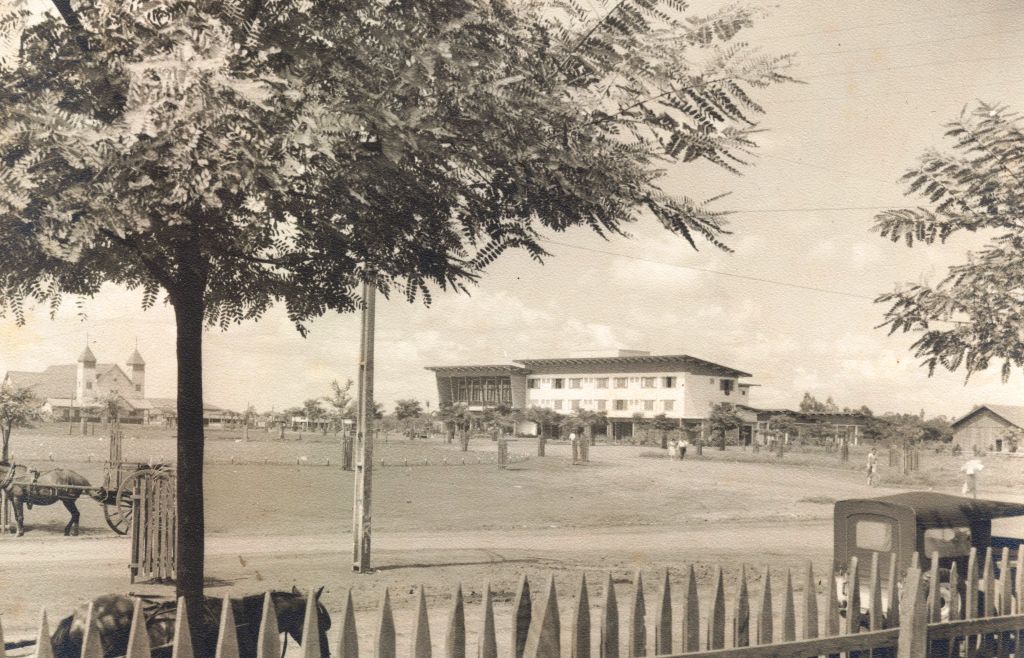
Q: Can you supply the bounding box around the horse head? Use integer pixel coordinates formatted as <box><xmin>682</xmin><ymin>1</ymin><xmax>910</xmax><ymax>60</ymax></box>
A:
<box><xmin>272</xmin><ymin>587</ymin><xmax>331</xmax><ymax>657</ymax></box>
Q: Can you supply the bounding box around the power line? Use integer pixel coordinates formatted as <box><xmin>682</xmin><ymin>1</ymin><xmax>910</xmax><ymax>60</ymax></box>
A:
<box><xmin>540</xmin><ymin>237</ymin><xmax>876</xmax><ymax>300</ymax></box>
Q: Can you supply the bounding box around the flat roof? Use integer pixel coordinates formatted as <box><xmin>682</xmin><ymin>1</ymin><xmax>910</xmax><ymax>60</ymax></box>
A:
<box><xmin>513</xmin><ymin>354</ymin><xmax>751</xmax><ymax>377</ymax></box>
<box><xmin>424</xmin><ymin>365</ymin><xmax>529</xmax><ymax>375</ymax></box>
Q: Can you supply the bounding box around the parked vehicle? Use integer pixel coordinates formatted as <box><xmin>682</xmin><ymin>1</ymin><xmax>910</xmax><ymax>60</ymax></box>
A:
<box><xmin>833</xmin><ymin>492</ymin><xmax>1024</xmax><ymax>623</ymax></box>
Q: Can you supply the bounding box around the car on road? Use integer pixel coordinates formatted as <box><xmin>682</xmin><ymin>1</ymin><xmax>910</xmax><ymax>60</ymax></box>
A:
<box><xmin>833</xmin><ymin>491</ymin><xmax>1024</xmax><ymax>623</ymax></box>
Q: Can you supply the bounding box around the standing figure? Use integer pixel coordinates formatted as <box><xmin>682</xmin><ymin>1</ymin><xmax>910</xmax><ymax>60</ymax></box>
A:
<box><xmin>866</xmin><ymin>447</ymin><xmax>878</xmax><ymax>487</ymax></box>
<box><xmin>678</xmin><ymin>438</ymin><xmax>689</xmax><ymax>460</ymax></box>
<box><xmin>667</xmin><ymin>438</ymin><xmax>677</xmax><ymax>460</ymax></box>
<box><xmin>960</xmin><ymin>459</ymin><xmax>983</xmax><ymax>498</ymax></box>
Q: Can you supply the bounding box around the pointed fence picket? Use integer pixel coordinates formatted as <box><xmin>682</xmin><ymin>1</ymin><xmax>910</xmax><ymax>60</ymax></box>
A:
<box><xmin>14</xmin><ymin>552</ymin><xmax>1024</xmax><ymax>658</ymax></box>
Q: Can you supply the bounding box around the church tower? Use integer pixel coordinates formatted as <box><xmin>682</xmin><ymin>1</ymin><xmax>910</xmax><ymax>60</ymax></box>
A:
<box><xmin>126</xmin><ymin>347</ymin><xmax>146</xmax><ymax>399</ymax></box>
<box><xmin>76</xmin><ymin>344</ymin><xmax>97</xmax><ymax>402</ymax></box>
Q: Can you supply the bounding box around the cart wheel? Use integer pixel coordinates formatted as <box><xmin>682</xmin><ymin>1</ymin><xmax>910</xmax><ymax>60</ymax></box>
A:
<box><xmin>103</xmin><ymin>469</ymin><xmax>156</xmax><ymax>535</ymax></box>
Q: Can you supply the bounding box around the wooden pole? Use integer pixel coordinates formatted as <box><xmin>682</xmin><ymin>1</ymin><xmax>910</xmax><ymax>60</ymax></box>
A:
<box><xmin>353</xmin><ymin>278</ymin><xmax>376</xmax><ymax>573</ymax></box>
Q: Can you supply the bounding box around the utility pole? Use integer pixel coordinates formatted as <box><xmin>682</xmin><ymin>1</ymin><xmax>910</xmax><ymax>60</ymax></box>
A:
<box><xmin>352</xmin><ymin>277</ymin><xmax>376</xmax><ymax>572</ymax></box>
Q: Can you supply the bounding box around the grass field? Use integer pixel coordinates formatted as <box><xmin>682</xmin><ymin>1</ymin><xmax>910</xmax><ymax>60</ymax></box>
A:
<box><xmin>1</xmin><ymin>424</ymin><xmax>1022</xmax><ymax>652</ymax></box>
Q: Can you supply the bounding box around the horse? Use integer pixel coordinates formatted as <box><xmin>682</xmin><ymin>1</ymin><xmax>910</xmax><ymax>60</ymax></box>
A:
<box><xmin>50</xmin><ymin>588</ymin><xmax>331</xmax><ymax>658</ymax></box>
<box><xmin>0</xmin><ymin>461</ymin><xmax>96</xmax><ymax>536</ymax></box>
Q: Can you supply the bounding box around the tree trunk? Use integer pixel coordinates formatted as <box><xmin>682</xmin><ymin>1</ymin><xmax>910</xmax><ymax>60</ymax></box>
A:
<box><xmin>1</xmin><ymin>423</ymin><xmax>10</xmax><ymax>462</ymax></box>
<box><xmin>169</xmin><ymin>248</ymin><xmax>208</xmax><ymax>637</ymax></box>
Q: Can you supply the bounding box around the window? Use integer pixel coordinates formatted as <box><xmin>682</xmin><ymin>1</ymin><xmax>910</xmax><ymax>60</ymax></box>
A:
<box><xmin>595</xmin><ymin>378</ymin><xmax>609</xmax><ymax>388</ymax></box>
<box><xmin>597</xmin><ymin>400</ymin><xmax>607</xmax><ymax>411</ymax></box>
<box><xmin>569</xmin><ymin>378</ymin><xmax>582</xmax><ymax>389</ymax></box>
<box><xmin>644</xmin><ymin>400</ymin><xmax>654</xmax><ymax>411</ymax></box>
<box><xmin>527</xmin><ymin>379</ymin><xmax>539</xmax><ymax>389</ymax></box>
<box><xmin>663</xmin><ymin>376</ymin><xmax>676</xmax><ymax>387</ymax></box>
<box><xmin>709</xmin><ymin>378</ymin><xmax>716</xmax><ymax>384</ymax></box>
<box><xmin>613</xmin><ymin>377</ymin><xmax>628</xmax><ymax>388</ymax></box>
<box><xmin>613</xmin><ymin>400</ymin><xmax>627</xmax><ymax>411</ymax></box>
<box><xmin>923</xmin><ymin>527</ymin><xmax>972</xmax><ymax>558</ymax></box>
<box><xmin>663</xmin><ymin>400</ymin><xmax>674</xmax><ymax>411</ymax></box>
<box><xmin>720</xmin><ymin>379</ymin><xmax>734</xmax><ymax>395</ymax></box>
<box><xmin>554</xmin><ymin>400</ymin><xmax>563</xmax><ymax>410</ymax></box>
<box><xmin>855</xmin><ymin>520</ymin><xmax>895</xmax><ymax>552</ymax></box>
<box><xmin>741</xmin><ymin>388</ymin><xmax>746</xmax><ymax>395</ymax></box>
<box><xmin>553</xmin><ymin>378</ymin><xmax>564</xmax><ymax>389</ymax></box>
<box><xmin>571</xmin><ymin>400</ymin><xmax>580</xmax><ymax>411</ymax></box>
<box><xmin>641</xmin><ymin>377</ymin><xmax>656</xmax><ymax>388</ymax></box>
<box><xmin>86</xmin><ymin>382</ymin><xmax>92</xmax><ymax>390</ymax></box>
<box><xmin>135</xmin><ymin>385</ymin><xmax>141</xmax><ymax>392</ymax></box>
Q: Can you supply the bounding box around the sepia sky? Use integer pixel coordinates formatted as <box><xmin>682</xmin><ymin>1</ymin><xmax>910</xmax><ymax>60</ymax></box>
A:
<box><xmin>3</xmin><ymin>0</ymin><xmax>1024</xmax><ymax>417</ymax></box>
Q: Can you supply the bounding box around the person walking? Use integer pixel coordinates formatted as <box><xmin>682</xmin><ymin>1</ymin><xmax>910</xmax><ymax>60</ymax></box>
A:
<box><xmin>678</xmin><ymin>438</ymin><xmax>689</xmax><ymax>460</ymax></box>
<box><xmin>866</xmin><ymin>447</ymin><xmax>878</xmax><ymax>487</ymax></box>
<box><xmin>667</xmin><ymin>438</ymin><xmax>677</xmax><ymax>460</ymax></box>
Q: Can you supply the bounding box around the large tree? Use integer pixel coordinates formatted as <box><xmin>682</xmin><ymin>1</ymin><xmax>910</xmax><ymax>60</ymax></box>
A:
<box><xmin>875</xmin><ymin>103</ymin><xmax>1024</xmax><ymax>380</ymax></box>
<box><xmin>0</xmin><ymin>0</ymin><xmax>792</xmax><ymax>616</ymax></box>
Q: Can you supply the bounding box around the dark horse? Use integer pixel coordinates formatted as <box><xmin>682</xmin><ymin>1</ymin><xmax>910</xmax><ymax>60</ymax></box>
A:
<box><xmin>0</xmin><ymin>461</ymin><xmax>96</xmax><ymax>536</ymax></box>
<box><xmin>51</xmin><ymin>588</ymin><xmax>331</xmax><ymax>658</ymax></box>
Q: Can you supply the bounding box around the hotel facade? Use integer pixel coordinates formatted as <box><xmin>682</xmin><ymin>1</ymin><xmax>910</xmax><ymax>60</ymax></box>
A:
<box><xmin>426</xmin><ymin>351</ymin><xmax>755</xmax><ymax>440</ymax></box>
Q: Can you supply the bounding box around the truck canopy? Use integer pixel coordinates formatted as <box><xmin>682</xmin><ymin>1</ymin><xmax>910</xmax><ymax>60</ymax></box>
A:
<box><xmin>837</xmin><ymin>492</ymin><xmax>1024</xmax><ymax>528</ymax></box>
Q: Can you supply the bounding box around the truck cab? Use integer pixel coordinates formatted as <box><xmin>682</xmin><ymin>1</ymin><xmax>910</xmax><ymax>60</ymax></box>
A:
<box><xmin>833</xmin><ymin>492</ymin><xmax>1024</xmax><ymax>621</ymax></box>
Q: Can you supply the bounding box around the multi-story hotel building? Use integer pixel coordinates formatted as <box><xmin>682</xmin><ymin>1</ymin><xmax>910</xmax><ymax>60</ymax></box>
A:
<box><xmin>425</xmin><ymin>350</ymin><xmax>754</xmax><ymax>439</ymax></box>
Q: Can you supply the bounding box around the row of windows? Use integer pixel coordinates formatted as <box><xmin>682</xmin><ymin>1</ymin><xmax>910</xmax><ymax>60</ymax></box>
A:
<box><xmin>536</xmin><ymin>399</ymin><xmax>676</xmax><ymax>412</ymax></box>
<box><xmin>528</xmin><ymin>376</ymin><xmax>680</xmax><ymax>390</ymax></box>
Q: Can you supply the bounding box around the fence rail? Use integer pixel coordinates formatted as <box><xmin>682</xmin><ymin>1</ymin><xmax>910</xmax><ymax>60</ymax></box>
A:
<box><xmin>5</xmin><ymin>545</ymin><xmax>1023</xmax><ymax>658</ymax></box>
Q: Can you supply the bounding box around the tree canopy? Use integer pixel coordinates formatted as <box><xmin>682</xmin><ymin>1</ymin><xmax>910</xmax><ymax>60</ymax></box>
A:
<box><xmin>0</xmin><ymin>382</ymin><xmax>38</xmax><ymax>462</ymax></box>
<box><xmin>874</xmin><ymin>102</ymin><xmax>1024</xmax><ymax>381</ymax></box>
<box><xmin>0</xmin><ymin>0</ymin><xmax>793</xmax><ymax>610</ymax></box>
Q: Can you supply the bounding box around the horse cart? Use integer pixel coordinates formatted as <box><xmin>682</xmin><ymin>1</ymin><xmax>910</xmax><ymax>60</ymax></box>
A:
<box><xmin>0</xmin><ymin>427</ymin><xmax>173</xmax><ymax>537</ymax></box>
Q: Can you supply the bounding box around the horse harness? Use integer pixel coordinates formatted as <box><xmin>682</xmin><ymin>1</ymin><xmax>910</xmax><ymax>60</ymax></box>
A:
<box><xmin>142</xmin><ymin>599</ymin><xmax>291</xmax><ymax>658</ymax></box>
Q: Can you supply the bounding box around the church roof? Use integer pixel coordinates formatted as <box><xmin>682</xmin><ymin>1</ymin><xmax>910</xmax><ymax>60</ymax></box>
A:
<box><xmin>78</xmin><ymin>345</ymin><xmax>96</xmax><ymax>363</ymax></box>
<box><xmin>126</xmin><ymin>349</ymin><xmax>146</xmax><ymax>366</ymax></box>
<box><xmin>4</xmin><ymin>365</ymin><xmax>78</xmax><ymax>400</ymax></box>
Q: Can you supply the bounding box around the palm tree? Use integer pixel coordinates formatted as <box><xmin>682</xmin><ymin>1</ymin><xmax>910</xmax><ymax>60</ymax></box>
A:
<box><xmin>438</xmin><ymin>403</ymin><xmax>472</xmax><ymax>451</ymax></box>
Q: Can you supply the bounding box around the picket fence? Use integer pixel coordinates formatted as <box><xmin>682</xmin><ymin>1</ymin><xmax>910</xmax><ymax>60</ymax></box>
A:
<box><xmin>5</xmin><ymin>546</ymin><xmax>1024</xmax><ymax>658</ymax></box>
<box><xmin>130</xmin><ymin>470</ymin><xmax>176</xmax><ymax>584</ymax></box>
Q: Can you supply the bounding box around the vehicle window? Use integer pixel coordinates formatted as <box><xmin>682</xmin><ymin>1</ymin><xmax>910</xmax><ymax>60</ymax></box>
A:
<box><xmin>923</xmin><ymin>527</ymin><xmax>972</xmax><ymax>558</ymax></box>
<box><xmin>856</xmin><ymin>520</ymin><xmax>895</xmax><ymax>552</ymax></box>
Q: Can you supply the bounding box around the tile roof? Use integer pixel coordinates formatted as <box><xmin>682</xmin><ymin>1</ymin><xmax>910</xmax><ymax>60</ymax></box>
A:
<box><xmin>4</xmin><ymin>365</ymin><xmax>78</xmax><ymax>400</ymax></box>
<box><xmin>951</xmin><ymin>404</ymin><xmax>1024</xmax><ymax>430</ymax></box>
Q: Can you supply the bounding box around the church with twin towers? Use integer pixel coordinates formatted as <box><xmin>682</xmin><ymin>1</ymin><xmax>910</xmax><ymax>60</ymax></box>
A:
<box><xmin>2</xmin><ymin>344</ymin><xmax>162</xmax><ymax>423</ymax></box>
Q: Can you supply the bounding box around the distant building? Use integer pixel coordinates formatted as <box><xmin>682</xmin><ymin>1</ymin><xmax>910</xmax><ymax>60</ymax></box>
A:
<box><xmin>426</xmin><ymin>350</ymin><xmax>755</xmax><ymax>440</ymax></box>
<box><xmin>950</xmin><ymin>405</ymin><xmax>1024</xmax><ymax>455</ymax></box>
<box><xmin>739</xmin><ymin>406</ymin><xmax>872</xmax><ymax>446</ymax></box>
<box><xmin>3</xmin><ymin>345</ymin><xmax>231</xmax><ymax>426</ymax></box>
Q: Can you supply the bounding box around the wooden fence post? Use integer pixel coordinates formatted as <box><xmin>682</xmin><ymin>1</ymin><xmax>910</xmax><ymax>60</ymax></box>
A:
<box><xmin>803</xmin><ymin>562</ymin><xmax>818</xmax><ymax>640</ymax></box>
<box><xmin>34</xmin><ymin>609</ymin><xmax>54</xmax><ymax>658</ymax></box>
<box><xmin>896</xmin><ymin>567</ymin><xmax>926</xmax><ymax>658</ymax></box>
<box><xmin>600</xmin><ymin>572</ymin><xmax>619</xmax><ymax>658</ymax></box>
<box><xmin>524</xmin><ymin>577</ymin><xmax>560</xmax><ymax>658</ymax></box>
<box><xmin>126</xmin><ymin>599</ymin><xmax>152</xmax><ymax>658</ymax></box>
<box><xmin>446</xmin><ymin>585</ymin><xmax>466</xmax><ymax>658</ymax></box>
<box><xmin>337</xmin><ymin>590</ymin><xmax>359</xmax><ymax>658</ymax></box>
<box><xmin>81</xmin><ymin>602</ymin><xmax>104</xmax><ymax>658</ymax></box>
<box><xmin>681</xmin><ymin>565</ymin><xmax>700</xmax><ymax>653</ymax></box>
<box><xmin>412</xmin><ymin>587</ymin><xmax>432</xmax><ymax>658</ymax></box>
<box><xmin>886</xmin><ymin>553</ymin><xmax>900</xmax><ymax>628</ymax></box>
<box><xmin>172</xmin><ymin>597</ymin><xmax>195</xmax><ymax>658</ymax></box>
<box><xmin>735</xmin><ymin>565</ymin><xmax>751</xmax><ymax>648</ymax></box>
<box><xmin>655</xmin><ymin>570</ymin><xmax>671</xmax><ymax>655</ymax></box>
<box><xmin>215</xmin><ymin>594</ymin><xmax>241</xmax><ymax>658</ymax></box>
<box><xmin>709</xmin><ymin>568</ymin><xmax>726</xmax><ymax>650</ymax></box>
<box><xmin>257</xmin><ymin>592</ymin><xmax>282</xmax><ymax>658</ymax></box>
<box><xmin>627</xmin><ymin>571</ymin><xmax>645</xmax><ymax>658</ymax></box>
<box><xmin>376</xmin><ymin>589</ymin><xmax>397</xmax><ymax>658</ymax></box>
<box><xmin>781</xmin><ymin>569</ymin><xmax>796</xmax><ymax>643</ymax></box>
<box><xmin>572</xmin><ymin>575</ymin><xmax>591</xmax><ymax>658</ymax></box>
<box><xmin>513</xmin><ymin>575</ymin><xmax>532</xmax><ymax>658</ymax></box>
<box><xmin>756</xmin><ymin>566</ymin><xmax>772</xmax><ymax>645</ymax></box>
<box><xmin>480</xmin><ymin>584</ymin><xmax>498</xmax><ymax>658</ymax></box>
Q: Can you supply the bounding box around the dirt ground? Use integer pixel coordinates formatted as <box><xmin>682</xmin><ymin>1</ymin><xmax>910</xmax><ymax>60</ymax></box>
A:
<box><xmin>2</xmin><ymin>430</ymin><xmax>1022</xmax><ymax>654</ymax></box>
